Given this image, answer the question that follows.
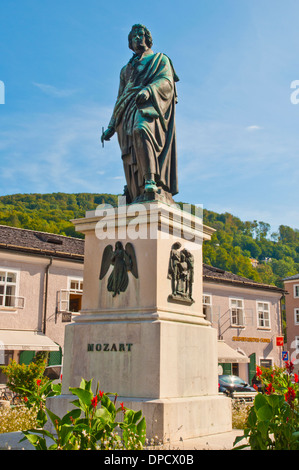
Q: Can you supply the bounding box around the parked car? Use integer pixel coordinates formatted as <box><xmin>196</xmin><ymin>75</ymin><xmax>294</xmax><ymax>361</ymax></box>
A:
<box><xmin>219</xmin><ymin>374</ymin><xmax>257</xmax><ymax>401</ymax></box>
<box><xmin>251</xmin><ymin>374</ymin><xmax>263</xmax><ymax>392</ymax></box>
<box><xmin>44</xmin><ymin>364</ymin><xmax>62</xmax><ymax>383</ymax></box>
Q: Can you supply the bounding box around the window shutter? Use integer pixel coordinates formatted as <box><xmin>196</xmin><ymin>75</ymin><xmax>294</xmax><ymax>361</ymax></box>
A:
<box><xmin>58</xmin><ymin>289</ymin><xmax>70</xmax><ymax>312</ymax></box>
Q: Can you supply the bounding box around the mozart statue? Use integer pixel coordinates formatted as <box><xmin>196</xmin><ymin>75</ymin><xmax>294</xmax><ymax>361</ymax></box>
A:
<box><xmin>101</xmin><ymin>24</ymin><xmax>179</xmax><ymax>203</ymax></box>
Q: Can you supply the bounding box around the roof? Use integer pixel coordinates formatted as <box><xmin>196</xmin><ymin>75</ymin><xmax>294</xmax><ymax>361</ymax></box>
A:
<box><xmin>282</xmin><ymin>273</ymin><xmax>299</xmax><ymax>281</ymax></box>
<box><xmin>203</xmin><ymin>263</ymin><xmax>284</xmax><ymax>294</ymax></box>
<box><xmin>0</xmin><ymin>225</ymin><xmax>84</xmax><ymax>261</ymax></box>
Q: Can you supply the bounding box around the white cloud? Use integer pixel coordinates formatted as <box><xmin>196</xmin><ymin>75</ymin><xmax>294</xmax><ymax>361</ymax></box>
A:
<box><xmin>246</xmin><ymin>125</ymin><xmax>262</xmax><ymax>131</ymax></box>
<box><xmin>0</xmin><ymin>104</ymin><xmax>122</xmax><ymax>195</ymax></box>
<box><xmin>33</xmin><ymin>82</ymin><xmax>78</xmax><ymax>97</ymax></box>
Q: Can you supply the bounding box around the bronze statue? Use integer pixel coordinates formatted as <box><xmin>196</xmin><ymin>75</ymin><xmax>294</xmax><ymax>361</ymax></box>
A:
<box><xmin>168</xmin><ymin>243</ymin><xmax>194</xmax><ymax>304</ymax></box>
<box><xmin>101</xmin><ymin>24</ymin><xmax>179</xmax><ymax>204</ymax></box>
<box><xmin>99</xmin><ymin>242</ymin><xmax>138</xmax><ymax>296</ymax></box>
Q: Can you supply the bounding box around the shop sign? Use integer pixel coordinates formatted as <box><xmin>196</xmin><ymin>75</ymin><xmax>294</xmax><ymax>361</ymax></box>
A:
<box><xmin>232</xmin><ymin>336</ymin><xmax>270</xmax><ymax>343</ymax></box>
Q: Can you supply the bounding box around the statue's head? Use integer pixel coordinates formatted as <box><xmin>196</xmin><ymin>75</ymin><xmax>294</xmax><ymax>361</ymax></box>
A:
<box><xmin>115</xmin><ymin>241</ymin><xmax>123</xmax><ymax>250</ymax></box>
<box><xmin>128</xmin><ymin>24</ymin><xmax>153</xmax><ymax>51</ymax></box>
<box><xmin>172</xmin><ymin>242</ymin><xmax>181</xmax><ymax>250</ymax></box>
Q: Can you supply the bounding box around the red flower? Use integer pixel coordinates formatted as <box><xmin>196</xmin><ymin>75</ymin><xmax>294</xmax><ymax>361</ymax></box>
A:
<box><xmin>99</xmin><ymin>390</ymin><xmax>104</xmax><ymax>398</ymax></box>
<box><xmin>91</xmin><ymin>395</ymin><xmax>98</xmax><ymax>408</ymax></box>
<box><xmin>120</xmin><ymin>402</ymin><xmax>126</xmax><ymax>412</ymax></box>
<box><xmin>36</xmin><ymin>379</ymin><xmax>42</xmax><ymax>387</ymax></box>
<box><xmin>265</xmin><ymin>383</ymin><xmax>275</xmax><ymax>395</ymax></box>
<box><xmin>253</xmin><ymin>384</ymin><xmax>258</xmax><ymax>391</ymax></box>
<box><xmin>24</xmin><ymin>396</ymin><xmax>28</xmax><ymax>402</ymax></box>
<box><xmin>285</xmin><ymin>361</ymin><xmax>294</xmax><ymax>375</ymax></box>
<box><xmin>294</xmin><ymin>374</ymin><xmax>298</xmax><ymax>383</ymax></box>
<box><xmin>256</xmin><ymin>366</ymin><xmax>262</xmax><ymax>378</ymax></box>
<box><xmin>285</xmin><ymin>386</ymin><xmax>296</xmax><ymax>405</ymax></box>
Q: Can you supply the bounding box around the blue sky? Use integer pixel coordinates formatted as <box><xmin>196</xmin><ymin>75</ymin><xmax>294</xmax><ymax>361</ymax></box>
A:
<box><xmin>1</xmin><ymin>0</ymin><xmax>299</xmax><ymax>233</ymax></box>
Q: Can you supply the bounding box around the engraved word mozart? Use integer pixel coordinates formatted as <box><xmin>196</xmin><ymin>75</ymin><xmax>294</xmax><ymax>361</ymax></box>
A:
<box><xmin>87</xmin><ymin>343</ymin><xmax>133</xmax><ymax>352</ymax></box>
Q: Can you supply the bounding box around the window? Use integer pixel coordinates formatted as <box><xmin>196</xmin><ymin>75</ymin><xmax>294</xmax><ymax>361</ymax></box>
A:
<box><xmin>58</xmin><ymin>278</ymin><xmax>83</xmax><ymax>322</ymax></box>
<box><xmin>260</xmin><ymin>359</ymin><xmax>272</xmax><ymax>368</ymax></box>
<box><xmin>294</xmin><ymin>285</ymin><xmax>299</xmax><ymax>298</ymax></box>
<box><xmin>0</xmin><ymin>269</ymin><xmax>24</xmax><ymax>308</ymax></box>
<box><xmin>257</xmin><ymin>302</ymin><xmax>270</xmax><ymax>328</ymax></box>
<box><xmin>202</xmin><ymin>294</ymin><xmax>212</xmax><ymax>321</ymax></box>
<box><xmin>294</xmin><ymin>336</ymin><xmax>299</xmax><ymax>355</ymax></box>
<box><xmin>230</xmin><ymin>298</ymin><xmax>245</xmax><ymax>327</ymax></box>
<box><xmin>295</xmin><ymin>309</ymin><xmax>299</xmax><ymax>325</ymax></box>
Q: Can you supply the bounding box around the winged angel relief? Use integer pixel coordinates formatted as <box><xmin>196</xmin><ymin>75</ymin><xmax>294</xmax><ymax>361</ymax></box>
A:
<box><xmin>99</xmin><ymin>242</ymin><xmax>138</xmax><ymax>297</ymax></box>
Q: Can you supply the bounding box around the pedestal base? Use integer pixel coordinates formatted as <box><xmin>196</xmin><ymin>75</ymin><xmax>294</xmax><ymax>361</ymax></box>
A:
<box><xmin>47</xmin><ymin>318</ymin><xmax>232</xmax><ymax>441</ymax></box>
<box><xmin>46</xmin><ymin>393</ymin><xmax>231</xmax><ymax>442</ymax></box>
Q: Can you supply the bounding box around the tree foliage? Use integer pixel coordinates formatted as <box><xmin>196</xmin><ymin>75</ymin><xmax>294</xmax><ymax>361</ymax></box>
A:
<box><xmin>202</xmin><ymin>210</ymin><xmax>299</xmax><ymax>288</ymax></box>
<box><xmin>0</xmin><ymin>193</ymin><xmax>119</xmax><ymax>239</ymax></box>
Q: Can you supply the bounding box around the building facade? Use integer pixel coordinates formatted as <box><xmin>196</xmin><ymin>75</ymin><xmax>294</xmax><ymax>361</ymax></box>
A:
<box><xmin>283</xmin><ymin>274</ymin><xmax>299</xmax><ymax>374</ymax></box>
<box><xmin>203</xmin><ymin>264</ymin><xmax>284</xmax><ymax>384</ymax></box>
<box><xmin>0</xmin><ymin>225</ymin><xmax>84</xmax><ymax>383</ymax></box>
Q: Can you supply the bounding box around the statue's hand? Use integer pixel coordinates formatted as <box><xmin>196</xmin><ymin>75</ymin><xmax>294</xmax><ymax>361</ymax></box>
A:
<box><xmin>101</xmin><ymin>127</ymin><xmax>115</xmax><ymax>143</ymax></box>
<box><xmin>136</xmin><ymin>89</ymin><xmax>150</xmax><ymax>105</ymax></box>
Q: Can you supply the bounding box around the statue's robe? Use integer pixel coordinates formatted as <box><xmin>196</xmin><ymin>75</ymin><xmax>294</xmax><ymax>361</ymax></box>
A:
<box><xmin>109</xmin><ymin>51</ymin><xmax>179</xmax><ymax>202</ymax></box>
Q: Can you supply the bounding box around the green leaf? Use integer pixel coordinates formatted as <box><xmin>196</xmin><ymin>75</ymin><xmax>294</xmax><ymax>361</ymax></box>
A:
<box><xmin>254</xmin><ymin>393</ymin><xmax>267</xmax><ymax>410</ymax></box>
<box><xmin>137</xmin><ymin>417</ymin><xmax>146</xmax><ymax>444</ymax></box>
<box><xmin>123</xmin><ymin>409</ymin><xmax>134</xmax><ymax>424</ymax></box>
<box><xmin>51</xmin><ymin>383</ymin><xmax>62</xmax><ymax>395</ymax></box>
<box><xmin>48</xmin><ymin>443</ymin><xmax>58</xmax><ymax>450</ymax></box>
<box><xmin>61</xmin><ymin>408</ymin><xmax>81</xmax><ymax>425</ymax></box>
<box><xmin>60</xmin><ymin>424</ymin><xmax>74</xmax><ymax>446</ymax></box>
<box><xmin>257</xmin><ymin>420</ymin><xmax>269</xmax><ymax>439</ymax></box>
<box><xmin>70</xmin><ymin>398</ymin><xmax>81</xmax><ymax>408</ymax></box>
<box><xmin>36</xmin><ymin>408</ymin><xmax>48</xmax><ymax>427</ymax></box>
<box><xmin>256</xmin><ymin>404</ymin><xmax>273</xmax><ymax>421</ymax></box>
<box><xmin>266</xmin><ymin>393</ymin><xmax>282</xmax><ymax>410</ymax></box>
<box><xmin>78</xmin><ymin>378</ymin><xmax>93</xmax><ymax>392</ymax></box>
<box><xmin>69</xmin><ymin>387</ymin><xmax>93</xmax><ymax>406</ymax></box>
<box><xmin>232</xmin><ymin>434</ymin><xmax>248</xmax><ymax>449</ymax></box>
<box><xmin>101</xmin><ymin>394</ymin><xmax>116</xmax><ymax>416</ymax></box>
<box><xmin>246</xmin><ymin>408</ymin><xmax>257</xmax><ymax>427</ymax></box>
<box><xmin>21</xmin><ymin>432</ymin><xmax>49</xmax><ymax>450</ymax></box>
<box><xmin>94</xmin><ymin>407</ymin><xmax>111</xmax><ymax>422</ymax></box>
<box><xmin>21</xmin><ymin>432</ymin><xmax>40</xmax><ymax>445</ymax></box>
<box><xmin>132</xmin><ymin>410</ymin><xmax>142</xmax><ymax>424</ymax></box>
<box><xmin>46</xmin><ymin>407</ymin><xmax>61</xmax><ymax>428</ymax></box>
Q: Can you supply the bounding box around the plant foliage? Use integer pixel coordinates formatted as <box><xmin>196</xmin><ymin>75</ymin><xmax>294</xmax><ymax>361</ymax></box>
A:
<box><xmin>233</xmin><ymin>362</ymin><xmax>299</xmax><ymax>450</ymax></box>
<box><xmin>20</xmin><ymin>378</ymin><xmax>146</xmax><ymax>450</ymax></box>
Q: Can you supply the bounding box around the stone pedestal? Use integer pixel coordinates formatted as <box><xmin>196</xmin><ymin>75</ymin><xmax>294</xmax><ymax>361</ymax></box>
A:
<box><xmin>47</xmin><ymin>201</ymin><xmax>231</xmax><ymax>441</ymax></box>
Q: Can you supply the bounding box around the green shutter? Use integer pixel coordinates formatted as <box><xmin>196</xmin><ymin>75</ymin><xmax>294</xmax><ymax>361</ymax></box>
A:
<box><xmin>248</xmin><ymin>353</ymin><xmax>256</xmax><ymax>384</ymax></box>
<box><xmin>219</xmin><ymin>363</ymin><xmax>232</xmax><ymax>375</ymax></box>
<box><xmin>19</xmin><ymin>351</ymin><xmax>35</xmax><ymax>365</ymax></box>
<box><xmin>48</xmin><ymin>347</ymin><xmax>62</xmax><ymax>366</ymax></box>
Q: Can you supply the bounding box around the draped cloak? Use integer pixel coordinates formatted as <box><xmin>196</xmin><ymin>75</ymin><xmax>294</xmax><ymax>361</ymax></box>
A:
<box><xmin>109</xmin><ymin>52</ymin><xmax>179</xmax><ymax>200</ymax></box>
